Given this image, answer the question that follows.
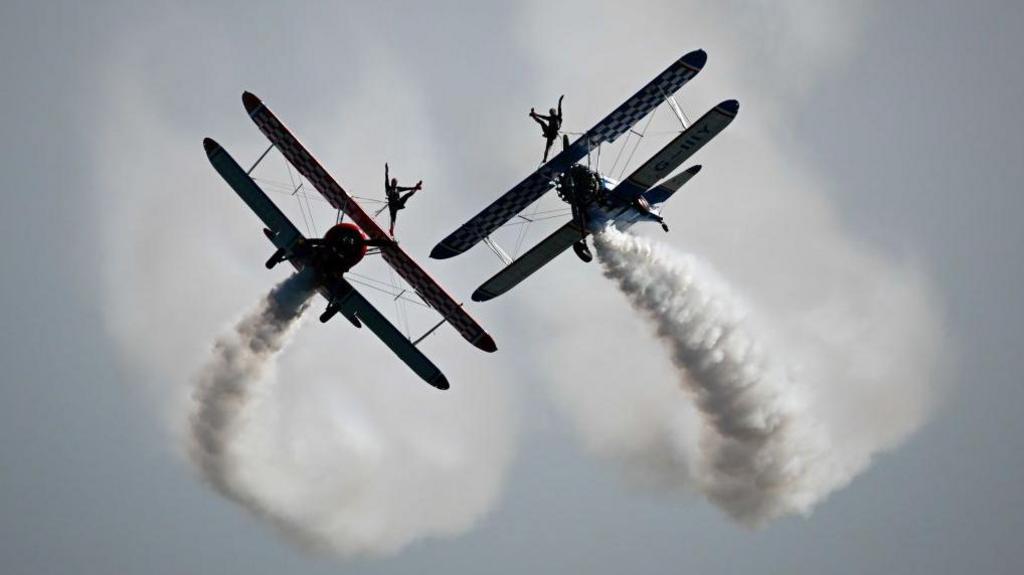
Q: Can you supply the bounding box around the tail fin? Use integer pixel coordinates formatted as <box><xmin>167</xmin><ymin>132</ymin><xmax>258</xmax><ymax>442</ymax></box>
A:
<box><xmin>643</xmin><ymin>164</ymin><xmax>701</xmax><ymax>205</ymax></box>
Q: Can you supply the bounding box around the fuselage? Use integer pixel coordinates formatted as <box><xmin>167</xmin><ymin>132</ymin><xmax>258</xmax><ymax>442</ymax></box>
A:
<box><xmin>285</xmin><ymin>222</ymin><xmax>368</xmax><ymax>282</ymax></box>
<box><xmin>555</xmin><ymin>164</ymin><xmax>667</xmax><ymax>233</ymax></box>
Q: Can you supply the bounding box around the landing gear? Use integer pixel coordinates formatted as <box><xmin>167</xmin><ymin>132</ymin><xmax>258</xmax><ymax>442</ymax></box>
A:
<box><xmin>660</xmin><ymin>221</ymin><xmax>670</xmax><ymax>233</ymax></box>
<box><xmin>265</xmin><ymin>248</ymin><xmax>287</xmax><ymax>269</ymax></box>
<box><xmin>572</xmin><ymin>240</ymin><xmax>593</xmax><ymax>263</ymax></box>
<box><xmin>319</xmin><ymin>302</ymin><xmax>340</xmax><ymax>323</ymax></box>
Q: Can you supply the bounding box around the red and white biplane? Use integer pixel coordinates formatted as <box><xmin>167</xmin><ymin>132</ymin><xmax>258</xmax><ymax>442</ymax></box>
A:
<box><xmin>204</xmin><ymin>93</ymin><xmax>496</xmax><ymax>390</ymax></box>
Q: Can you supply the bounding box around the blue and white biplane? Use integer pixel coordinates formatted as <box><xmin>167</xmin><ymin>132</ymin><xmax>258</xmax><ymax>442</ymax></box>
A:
<box><xmin>429</xmin><ymin>49</ymin><xmax>738</xmax><ymax>302</ymax></box>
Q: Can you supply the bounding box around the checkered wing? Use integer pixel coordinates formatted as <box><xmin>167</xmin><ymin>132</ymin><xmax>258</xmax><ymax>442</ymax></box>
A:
<box><xmin>243</xmin><ymin>92</ymin><xmax>497</xmax><ymax>353</ymax></box>
<box><xmin>429</xmin><ymin>151</ymin><xmax>580</xmax><ymax>260</ymax></box>
<box><xmin>430</xmin><ymin>49</ymin><xmax>707</xmax><ymax>260</ymax></box>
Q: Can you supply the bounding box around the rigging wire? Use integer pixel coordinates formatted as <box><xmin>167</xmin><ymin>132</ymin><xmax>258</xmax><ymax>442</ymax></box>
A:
<box><xmin>512</xmin><ymin>197</ymin><xmax>543</xmax><ymax>258</ymax></box>
<box><xmin>607</xmin><ymin>130</ymin><xmax>631</xmax><ymax>176</ymax></box>
<box><xmin>283</xmin><ymin>161</ymin><xmax>314</xmax><ymax>236</ymax></box>
<box><xmin>252</xmin><ymin>178</ymin><xmax>386</xmax><ymax>206</ymax></box>
<box><xmin>564</xmin><ymin>129</ymin><xmax>684</xmax><ymax>136</ymax></box>
<box><xmin>346</xmin><ymin>276</ymin><xmax>431</xmax><ymax>309</ymax></box>
<box><xmin>617</xmin><ymin>109</ymin><xmax>657</xmax><ymax>180</ymax></box>
<box><xmin>250</xmin><ymin>151</ymin><xmax>438</xmax><ymax>338</ymax></box>
<box><xmin>384</xmin><ymin>265</ymin><xmax>410</xmax><ymax>339</ymax></box>
<box><xmin>497</xmin><ymin>211</ymin><xmax>571</xmax><ymax>229</ymax></box>
<box><xmin>300</xmin><ymin>183</ymin><xmax>319</xmax><ymax>236</ymax></box>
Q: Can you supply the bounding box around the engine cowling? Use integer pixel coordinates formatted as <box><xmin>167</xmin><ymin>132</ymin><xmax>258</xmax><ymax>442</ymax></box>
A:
<box><xmin>556</xmin><ymin>164</ymin><xmax>610</xmax><ymax>217</ymax></box>
<box><xmin>320</xmin><ymin>222</ymin><xmax>368</xmax><ymax>272</ymax></box>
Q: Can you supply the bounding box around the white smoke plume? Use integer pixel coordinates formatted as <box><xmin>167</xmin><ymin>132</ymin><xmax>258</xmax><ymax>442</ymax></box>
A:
<box><xmin>188</xmin><ymin>271</ymin><xmax>313</xmax><ymax>505</ymax></box>
<box><xmin>182</xmin><ymin>268</ymin><xmax>511</xmax><ymax>556</ymax></box>
<box><xmin>92</xmin><ymin>0</ymin><xmax>942</xmax><ymax>553</ymax></box>
<box><xmin>590</xmin><ymin>227</ymin><xmax>903</xmax><ymax>524</ymax></box>
<box><xmin>96</xmin><ymin>19</ymin><xmax>514</xmax><ymax>557</ymax></box>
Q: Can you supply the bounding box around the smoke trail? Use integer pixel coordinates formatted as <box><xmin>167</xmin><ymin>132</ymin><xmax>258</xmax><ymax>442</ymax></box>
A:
<box><xmin>593</xmin><ymin>228</ymin><xmax>854</xmax><ymax>524</ymax></box>
<box><xmin>183</xmin><ymin>268</ymin><xmax>511</xmax><ymax>556</ymax></box>
<box><xmin>188</xmin><ymin>271</ymin><xmax>314</xmax><ymax>504</ymax></box>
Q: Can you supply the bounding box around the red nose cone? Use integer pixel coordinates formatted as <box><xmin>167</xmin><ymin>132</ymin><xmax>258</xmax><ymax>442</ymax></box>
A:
<box><xmin>323</xmin><ymin>222</ymin><xmax>368</xmax><ymax>269</ymax></box>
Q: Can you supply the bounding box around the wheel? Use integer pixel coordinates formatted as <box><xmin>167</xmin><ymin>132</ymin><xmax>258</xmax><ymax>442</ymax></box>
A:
<box><xmin>572</xmin><ymin>240</ymin><xmax>593</xmax><ymax>263</ymax></box>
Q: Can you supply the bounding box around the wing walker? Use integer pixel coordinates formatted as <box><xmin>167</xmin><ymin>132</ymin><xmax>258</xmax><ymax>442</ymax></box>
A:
<box><xmin>204</xmin><ymin>93</ymin><xmax>496</xmax><ymax>390</ymax></box>
<box><xmin>204</xmin><ymin>49</ymin><xmax>738</xmax><ymax>389</ymax></box>
<box><xmin>430</xmin><ymin>49</ymin><xmax>739</xmax><ymax>303</ymax></box>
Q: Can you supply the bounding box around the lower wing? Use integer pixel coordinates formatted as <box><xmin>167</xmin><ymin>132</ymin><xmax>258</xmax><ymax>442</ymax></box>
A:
<box><xmin>472</xmin><ymin>221</ymin><xmax>584</xmax><ymax>302</ymax></box>
<box><xmin>321</xmin><ymin>278</ymin><xmax>449</xmax><ymax>390</ymax></box>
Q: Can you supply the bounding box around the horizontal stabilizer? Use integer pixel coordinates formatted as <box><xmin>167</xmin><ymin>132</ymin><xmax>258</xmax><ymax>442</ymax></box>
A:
<box><xmin>643</xmin><ymin>164</ymin><xmax>702</xmax><ymax>205</ymax></box>
<box><xmin>473</xmin><ymin>221</ymin><xmax>584</xmax><ymax>302</ymax></box>
<box><xmin>609</xmin><ymin>99</ymin><xmax>737</xmax><ymax>203</ymax></box>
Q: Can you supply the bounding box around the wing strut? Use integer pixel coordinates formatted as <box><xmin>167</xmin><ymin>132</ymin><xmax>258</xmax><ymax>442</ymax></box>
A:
<box><xmin>658</xmin><ymin>86</ymin><xmax>690</xmax><ymax>130</ymax></box>
<box><xmin>242</xmin><ymin>91</ymin><xmax>498</xmax><ymax>353</ymax></box>
<box><xmin>247</xmin><ymin>143</ymin><xmax>274</xmax><ymax>175</ymax></box>
<box><xmin>430</xmin><ymin>49</ymin><xmax>707</xmax><ymax>259</ymax></box>
<box><xmin>412</xmin><ymin>316</ymin><xmax>448</xmax><ymax>346</ymax></box>
<box><xmin>483</xmin><ymin>236</ymin><xmax>513</xmax><ymax>265</ymax></box>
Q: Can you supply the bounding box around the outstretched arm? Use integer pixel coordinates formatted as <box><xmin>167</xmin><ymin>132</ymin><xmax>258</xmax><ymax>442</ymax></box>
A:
<box><xmin>385</xmin><ymin>163</ymin><xmax>390</xmax><ymax>189</ymax></box>
<box><xmin>557</xmin><ymin>94</ymin><xmax>564</xmax><ymax>117</ymax></box>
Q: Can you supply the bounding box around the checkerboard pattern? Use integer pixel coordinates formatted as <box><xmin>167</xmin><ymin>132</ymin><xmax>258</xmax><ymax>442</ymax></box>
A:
<box><xmin>584</xmin><ymin>59</ymin><xmax>700</xmax><ymax>147</ymax></box>
<box><xmin>246</xmin><ymin>96</ymin><xmax>495</xmax><ymax>352</ymax></box>
<box><xmin>431</xmin><ymin>159</ymin><xmax>569</xmax><ymax>260</ymax></box>
<box><xmin>432</xmin><ymin>52</ymin><xmax>704</xmax><ymax>258</ymax></box>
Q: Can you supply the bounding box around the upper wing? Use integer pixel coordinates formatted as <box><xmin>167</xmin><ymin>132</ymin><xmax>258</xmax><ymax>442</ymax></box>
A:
<box><xmin>204</xmin><ymin>137</ymin><xmax>304</xmax><ymax>252</ymax></box>
<box><xmin>472</xmin><ymin>220</ymin><xmax>584</xmax><ymax>302</ymax></box>
<box><xmin>242</xmin><ymin>92</ymin><xmax>379</xmax><ymax>236</ymax></box>
<box><xmin>608</xmin><ymin>100</ymin><xmax>738</xmax><ymax>204</ymax></box>
<box><xmin>242</xmin><ymin>92</ymin><xmax>497</xmax><ymax>353</ymax></box>
<box><xmin>321</xmin><ymin>277</ymin><xmax>449</xmax><ymax>390</ymax></box>
<box><xmin>430</xmin><ymin>49</ymin><xmax>708</xmax><ymax>260</ymax></box>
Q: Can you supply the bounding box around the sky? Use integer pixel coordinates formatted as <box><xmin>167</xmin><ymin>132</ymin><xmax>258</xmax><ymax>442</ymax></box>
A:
<box><xmin>1</xmin><ymin>1</ymin><xmax>1023</xmax><ymax>573</ymax></box>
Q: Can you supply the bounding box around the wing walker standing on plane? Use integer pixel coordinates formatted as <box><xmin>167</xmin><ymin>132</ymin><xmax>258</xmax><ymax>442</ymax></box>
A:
<box><xmin>203</xmin><ymin>49</ymin><xmax>736</xmax><ymax>389</ymax></box>
<box><xmin>204</xmin><ymin>93</ymin><xmax>497</xmax><ymax>390</ymax></box>
<box><xmin>382</xmin><ymin>163</ymin><xmax>422</xmax><ymax>237</ymax></box>
<box><xmin>430</xmin><ymin>49</ymin><xmax>739</xmax><ymax>303</ymax></box>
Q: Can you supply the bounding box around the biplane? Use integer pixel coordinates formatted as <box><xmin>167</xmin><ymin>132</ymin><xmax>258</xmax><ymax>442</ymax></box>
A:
<box><xmin>429</xmin><ymin>49</ymin><xmax>738</xmax><ymax>302</ymax></box>
<box><xmin>204</xmin><ymin>92</ymin><xmax>497</xmax><ymax>390</ymax></box>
